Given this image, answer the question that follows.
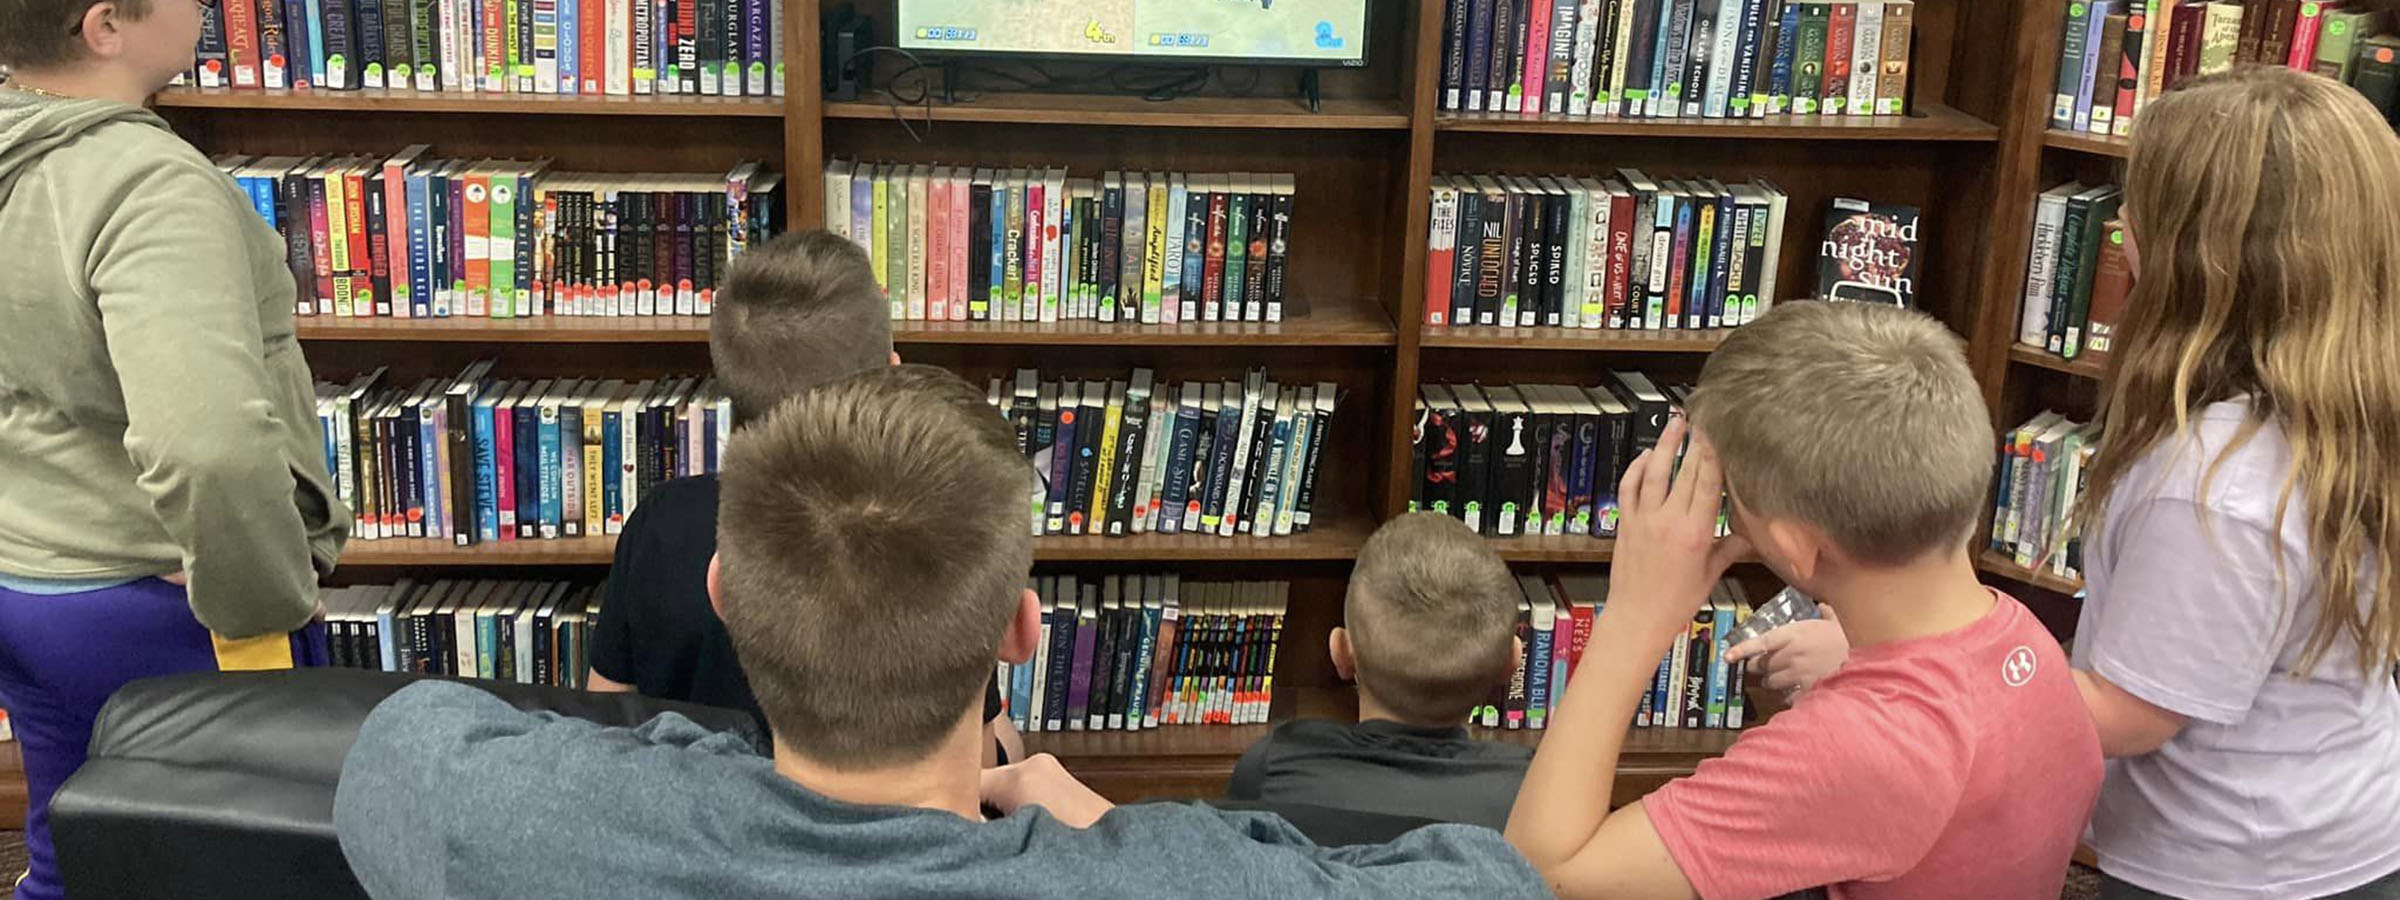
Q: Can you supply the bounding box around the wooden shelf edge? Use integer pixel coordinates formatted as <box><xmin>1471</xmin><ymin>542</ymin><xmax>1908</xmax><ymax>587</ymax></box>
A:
<box><xmin>1421</xmin><ymin>326</ymin><xmax>1732</xmax><ymax>352</ymax></box>
<box><xmin>1976</xmin><ymin>550</ymin><xmax>2086</xmax><ymax>596</ymax></box>
<box><xmin>297</xmin><ymin>301</ymin><xmax>1395</xmax><ymax>347</ymax></box>
<box><xmin>2008</xmin><ymin>344</ymin><xmax>2109</xmax><ymax>380</ymax></box>
<box><xmin>2042</xmin><ymin>128</ymin><xmax>2134</xmax><ymax>159</ymax></box>
<box><xmin>1435</xmin><ymin>104</ymin><xmax>1999</xmax><ymax>141</ymax></box>
<box><xmin>823</xmin><ymin>93</ymin><xmax>1410</xmax><ymax>130</ymax></box>
<box><xmin>153</xmin><ymin>85</ymin><xmax>785</xmax><ymax>117</ymax></box>
<box><xmin>339</xmin><ymin>517</ymin><xmax>1373</xmax><ymax>566</ymax></box>
<box><xmin>1489</xmin><ymin>535</ymin><xmax>1618</xmax><ymax>563</ymax></box>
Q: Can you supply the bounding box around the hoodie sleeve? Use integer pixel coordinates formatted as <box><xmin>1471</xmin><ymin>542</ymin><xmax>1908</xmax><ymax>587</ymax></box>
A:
<box><xmin>86</xmin><ymin>159</ymin><xmax>318</xmax><ymax>639</ymax></box>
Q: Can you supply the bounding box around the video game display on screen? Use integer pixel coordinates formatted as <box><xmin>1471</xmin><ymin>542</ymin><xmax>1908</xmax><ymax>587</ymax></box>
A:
<box><xmin>895</xmin><ymin>0</ymin><xmax>1370</xmax><ymax>66</ymax></box>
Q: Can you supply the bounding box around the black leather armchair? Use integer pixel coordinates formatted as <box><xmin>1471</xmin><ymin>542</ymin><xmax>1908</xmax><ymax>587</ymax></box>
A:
<box><xmin>48</xmin><ymin>669</ymin><xmax>765</xmax><ymax>900</ymax></box>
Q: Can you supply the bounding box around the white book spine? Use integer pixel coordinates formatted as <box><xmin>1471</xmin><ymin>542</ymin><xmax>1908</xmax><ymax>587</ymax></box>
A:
<box><xmin>437</xmin><ymin>0</ymin><xmax>463</xmax><ymax>90</ymax></box>
<box><xmin>1847</xmin><ymin>1</ymin><xmax>1885</xmax><ymax>117</ymax></box>
<box><xmin>1563</xmin><ymin>188</ymin><xmax>1590</xmax><ymax>329</ymax></box>
<box><xmin>1584</xmin><ymin>184</ymin><xmax>1610</xmax><ymax>329</ymax></box>
<box><xmin>1041</xmin><ymin>173</ymin><xmax>1065</xmax><ymax>323</ymax></box>
<box><xmin>606</xmin><ymin>0</ymin><xmax>631</xmax><ymax>94</ymax></box>
<box><xmin>1161</xmin><ymin>176</ymin><xmax>1187</xmax><ymax>326</ymax></box>
<box><xmin>1706</xmin><ymin>0</ymin><xmax>1744</xmax><ymax>117</ymax></box>
<box><xmin>2020</xmin><ymin>191</ymin><xmax>2070</xmax><ymax>347</ymax></box>
<box><xmin>1569</xmin><ymin>0</ymin><xmax>1603</xmax><ymax>116</ymax></box>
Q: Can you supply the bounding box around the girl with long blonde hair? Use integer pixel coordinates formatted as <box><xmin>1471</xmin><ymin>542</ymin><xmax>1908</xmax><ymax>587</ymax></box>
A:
<box><xmin>2068</xmin><ymin>65</ymin><xmax>2400</xmax><ymax>900</ymax></box>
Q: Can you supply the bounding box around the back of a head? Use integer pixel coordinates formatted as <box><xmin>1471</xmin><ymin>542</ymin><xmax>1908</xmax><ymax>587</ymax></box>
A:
<box><xmin>1690</xmin><ymin>301</ymin><xmax>1992</xmax><ymax>566</ymax></box>
<box><xmin>710</xmin><ymin>230</ymin><xmax>894</xmax><ymax>424</ymax></box>
<box><xmin>0</xmin><ymin>0</ymin><xmax>151</xmax><ymax>71</ymax></box>
<box><xmin>715</xmin><ymin>364</ymin><xmax>1034</xmax><ymax>767</ymax></box>
<box><xmin>2091</xmin><ymin>65</ymin><xmax>2400</xmax><ymax>675</ymax></box>
<box><xmin>1345</xmin><ymin>512</ymin><xmax>1521</xmax><ymax>724</ymax></box>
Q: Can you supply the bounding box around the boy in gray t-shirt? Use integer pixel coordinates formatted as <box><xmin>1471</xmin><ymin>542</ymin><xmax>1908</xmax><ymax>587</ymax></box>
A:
<box><xmin>334</xmin><ymin>367</ymin><xmax>1548</xmax><ymax>900</ymax></box>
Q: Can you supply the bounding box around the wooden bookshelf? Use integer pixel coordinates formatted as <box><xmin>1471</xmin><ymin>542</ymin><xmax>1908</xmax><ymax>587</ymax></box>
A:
<box><xmin>1035</xmin><ymin>687</ymin><xmax>1755</xmax><ymax>802</ymax></box>
<box><xmin>153</xmin><ymin>85</ymin><xmax>785</xmax><ymax>117</ymax></box>
<box><xmin>2042</xmin><ymin>128</ymin><xmax>2134</xmax><ymax>159</ymax></box>
<box><xmin>293</xmin><ymin>294</ymin><xmax>1396</xmax><ymax>347</ymax></box>
<box><xmin>2009</xmin><ymin>343</ymin><xmax>2110</xmax><ymax>380</ymax></box>
<box><xmin>1435</xmin><ymin>103</ymin><xmax>2000</xmax><ymax>141</ymax></box>
<box><xmin>1420</xmin><ymin>326</ymin><xmax>1731</xmax><ymax>352</ymax></box>
<box><xmin>1487</xmin><ymin>535</ymin><xmax>1620</xmax><ymax>563</ymax></box>
<box><xmin>1976</xmin><ymin>550</ymin><xmax>2086</xmax><ymax>596</ymax></box>
<box><xmin>824</xmin><ymin>92</ymin><xmax>1410</xmax><ymax>130</ymax></box>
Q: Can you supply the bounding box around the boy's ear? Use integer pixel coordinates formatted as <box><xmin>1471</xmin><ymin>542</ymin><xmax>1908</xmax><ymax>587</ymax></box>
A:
<box><xmin>997</xmin><ymin>587</ymin><xmax>1041</xmax><ymax>665</ymax></box>
<box><xmin>706</xmin><ymin>553</ymin><xmax>725</xmax><ymax>618</ymax></box>
<box><xmin>78</xmin><ymin>1</ymin><xmax>127</xmax><ymax>58</ymax></box>
<box><xmin>1328</xmin><ymin>627</ymin><xmax>1356</xmax><ymax>682</ymax></box>
<box><xmin>1762</xmin><ymin>518</ymin><xmax>1824</xmax><ymax>586</ymax></box>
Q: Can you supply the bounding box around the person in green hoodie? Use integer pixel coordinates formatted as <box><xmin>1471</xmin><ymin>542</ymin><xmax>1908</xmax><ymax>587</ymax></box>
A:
<box><xmin>1</xmin><ymin>1</ymin><xmax>348</xmax><ymax>896</ymax></box>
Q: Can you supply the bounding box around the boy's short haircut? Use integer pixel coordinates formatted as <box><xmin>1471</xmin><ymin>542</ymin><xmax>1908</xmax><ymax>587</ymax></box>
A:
<box><xmin>1690</xmin><ymin>300</ymin><xmax>1993</xmax><ymax>566</ymax></box>
<box><xmin>709</xmin><ymin>230</ymin><xmax>893</xmax><ymax>425</ymax></box>
<box><xmin>0</xmin><ymin>0</ymin><xmax>146</xmax><ymax>69</ymax></box>
<box><xmin>715</xmin><ymin>364</ymin><xmax>1033</xmax><ymax>769</ymax></box>
<box><xmin>1344</xmin><ymin>512</ymin><xmax>1521</xmax><ymax>724</ymax></box>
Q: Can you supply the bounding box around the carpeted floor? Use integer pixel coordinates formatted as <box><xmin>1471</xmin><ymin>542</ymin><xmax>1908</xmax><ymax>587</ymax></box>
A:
<box><xmin>0</xmin><ymin>826</ymin><xmax>2100</xmax><ymax>900</ymax></box>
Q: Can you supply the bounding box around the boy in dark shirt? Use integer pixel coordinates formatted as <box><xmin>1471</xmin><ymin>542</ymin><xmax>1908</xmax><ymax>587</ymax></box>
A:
<box><xmin>1228</xmin><ymin>512</ymin><xmax>1530</xmax><ymax>829</ymax></box>
<box><xmin>585</xmin><ymin>231</ymin><xmax>1017</xmax><ymax>763</ymax></box>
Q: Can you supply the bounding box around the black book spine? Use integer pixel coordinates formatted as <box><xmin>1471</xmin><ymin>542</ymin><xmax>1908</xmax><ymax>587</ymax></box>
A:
<box><xmin>1266</xmin><ymin>190</ymin><xmax>1292</xmax><ymax>320</ymax></box>
<box><xmin>1708</xmin><ymin>192</ymin><xmax>1735</xmax><ymax>327</ymax></box>
<box><xmin>1200</xmin><ymin>395</ymin><xmax>1241</xmax><ymax>528</ymax></box>
<box><xmin>1682</xmin><ymin>0</ymin><xmax>1717</xmax><ymax>115</ymax></box>
<box><xmin>1186</xmin><ymin>403</ymin><xmax>1220</xmax><ymax>530</ymax></box>
<box><xmin>968</xmin><ymin>183</ymin><xmax>993</xmax><ymax>320</ymax></box>
<box><xmin>1422</xmin><ymin>397</ymin><xmax>1457</xmax><ymax>517</ymax></box>
<box><xmin>1492</xmin><ymin>398</ymin><xmax>1532</xmax><ymax>536</ymax></box>
<box><xmin>1158</xmin><ymin>399</ymin><xmax>1197</xmax><ymax>535</ymax></box>
<box><xmin>1099</xmin><ymin>181</ymin><xmax>1125</xmax><ymax>319</ymax></box>
<box><xmin>447</xmin><ymin>390</ymin><xmax>476</xmax><ymax>545</ymax></box>
<box><xmin>1088</xmin><ymin>600</ymin><xmax>1119</xmax><ymax>729</ymax></box>
<box><xmin>1544</xmin><ymin>188</ymin><xmax>1569</xmax><ymax>326</ymax></box>
<box><xmin>1624</xmin><ymin>0</ymin><xmax>1666</xmax><ymax>114</ymax></box>
<box><xmin>515</xmin><ymin>175</ymin><xmax>536</xmax><ymax>314</ymax></box>
<box><xmin>400</xmin><ymin>404</ymin><xmax>424</xmax><ymax>537</ymax></box>
<box><xmin>1044</xmin><ymin>599</ymin><xmax>1076</xmax><ymax>731</ymax></box>
<box><xmin>380</xmin><ymin>0</ymin><xmax>409</xmax><ymax>85</ymax></box>
<box><xmin>1478</xmin><ymin>188</ymin><xmax>1510</xmax><ymax>325</ymax></box>
<box><xmin>279</xmin><ymin>175</ymin><xmax>316</xmax><ymax>314</ymax></box>
<box><xmin>1507</xmin><ymin>190</ymin><xmax>1535</xmax><ymax>327</ymax></box>
<box><xmin>320</xmin><ymin>0</ymin><xmax>355</xmax><ymax>89</ymax></box>
<box><xmin>1596</xmin><ymin>405</ymin><xmax>1630</xmax><ymax>535</ymax></box>
<box><xmin>1467</xmin><ymin>0</ymin><xmax>1496</xmax><ymax>111</ymax></box>
<box><xmin>497</xmin><ymin>614</ymin><xmax>516</xmax><ymax>682</ymax></box>
<box><xmin>1442</xmin><ymin>0</ymin><xmax>1470</xmax><ymax>110</ymax></box>
<box><xmin>2048</xmin><ymin>195</ymin><xmax>2093</xmax><ymax>354</ymax></box>
<box><xmin>197</xmin><ymin>0</ymin><xmax>228</xmax><ymax>85</ymax></box>
<box><xmin>1105</xmin><ymin>390</ymin><xmax>1149</xmax><ymax>536</ymax></box>
<box><xmin>365</xmin><ymin>176</ymin><xmax>392</xmax><ymax>317</ymax></box>
<box><xmin>1452</xmin><ymin>190</ymin><xmax>1484</xmax><ymax>327</ymax></box>
<box><xmin>1236</xmin><ymin>390</ymin><xmax>1278</xmax><ymax>528</ymax></box>
<box><xmin>354</xmin><ymin>0</ymin><xmax>384</xmax><ymax>86</ymax></box>
<box><xmin>1458</xmin><ymin>398</ymin><xmax>1493</xmax><ymax>534</ymax></box>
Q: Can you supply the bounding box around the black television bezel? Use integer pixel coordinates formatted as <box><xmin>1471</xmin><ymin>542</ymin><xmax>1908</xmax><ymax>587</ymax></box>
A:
<box><xmin>888</xmin><ymin>0</ymin><xmax>1374</xmax><ymax>70</ymax></box>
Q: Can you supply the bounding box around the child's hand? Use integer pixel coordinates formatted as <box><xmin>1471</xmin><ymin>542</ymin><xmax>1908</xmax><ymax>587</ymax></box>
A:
<box><xmin>1604</xmin><ymin>417</ymin><xmax>1752</xmax><ymax>645</ymax></box>
<box><xmin>1725</xmin><ymin>607</ymin><xmax>1849</xmax><ymax>695</ymax></box>
<box><xmin>979</xmin><ymin>753</ymin><xmax>1114</xmax><ymax>827</ymax></box>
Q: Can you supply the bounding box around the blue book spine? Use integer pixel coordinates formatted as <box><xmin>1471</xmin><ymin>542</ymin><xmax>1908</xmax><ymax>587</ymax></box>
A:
<box><xmin>476</xmin><ymin>614</ymin><xmax>497</xmax><ymax>679</ymax></box>
<box><xmin>281</xmin><ymin>0</ymin><xmax>315</xmax><ymax>86</ymax></box>
<box><xmin>302</xmin><ymin>0</ymin><xmax>328</xmax><ymax>86</ymax></box>
<box><xmin>1767</xmin><ymin>0</ymin><xmax>1800</xmax><ymax>112</ymax></box>
<box><xmin>355</xmin><ymin>0</ymin><xmax>384</xmax><ymax>86</ymax></box>
<box><xmin>1009</xmin><ymin>644</ymin><xmax>1034</xmax><ymax>729</ymax></box>
<box><xmin>376</xmin><ymin>607</ymin><xmax>398</xmax><ymax>672</ymax></box>
<box><xmin>1649</xmin><ymin>655</ymin><xmax>1673</xmax><ymax>725</ymax></box>
<box><xmin>1568</xmin><ymin>417</ymin><xmax>1600</xmax><ymax>536</ymax></box>
<box><xmin>243</xmin><ymin>177</ymin><xmax>278</xmax><ymax>226</ymax></box>
<box><xmin>1709</xmin><ymin>191</ymin><xmax>1735</xmax><ymax>326</ymax></box>
<box><xmin>2072</xmin><ymin>1</ymin><xmax>2114</xmax><ymax>132</ymax></box>
<box><xmin>418</xmin><ymin>405</ymin><xmax>443</xmax><ymax>540</ymax></box>
<box><xmin>1180</xmin><ymin>189</ymin><xmax>1206</xmax><ymax>319</ymax></box>
<box><xmin>1199</xmin><ymin>398</ymin><xmax>1241</xmax><ymax>529</ymax></box>
<box><xmin>472</xmin><ymin>403</ymin><xmax>499</xmax><ymax>542</ymax></box>
<box><xmin>1729</xmin><ymin>0</ymin><xmax>1766</xmax><ymax>115</ymax></box>
<box><xmin>1528</xmin><ymin>618</ymin><xmax>1554</xmax><ymax>729</ymax></box>
<box><xmin>702</xmin><ymin>405</ymin><xmax>719</xmax><ymax>472</ymax></box>
<box><xmin>989</xmin><ymin>187</ymin><xmax>1006</xmax><ymax>306</ymax></box>
<box><xmin>427</xmin><ymin>172</ymin><xmax>450</xmax><ymax>317</ymax></box>
<box><xmin>1547</xmin><ymin>625</ymin><xmax>1569</xmax><ymax>723</ymax></box>
<box><xmin>558</xmin><ymin>0</ymin><xmax>578</xmax><ymax>94</ymax></box>
<box><xmin>849</xmin><ymin>176</ymin><xmax>872</xmax><ymax>250</ymax></box>
<box><xmin>1708</xmin><ymin>602</ymin><xmax>1735</xmax><ymax>728</ymax></box>
<box><xmin>537</xmin><ymin>405</ymin><xmax>562</xmax><ymax>536</ymax></box>
<box><xmin>1648</xmin><ymin>0</ymin><xmax>1677</xmax><ymax>116</ymax></box>
<box><xmin>1673</xmin><ymin>195</ymin><xmax>1700</xmax><ymax>328</ymax></box>
<box><xmin>319</xmin><ymin>409</ymin><xmax>337</xmax><ymax>478</ymax></box>
<box><xmin>513</xmin><ymin>402</ymin><xmax>539</xmax><ymax>537</ymax></box>
<box><xmin>601</xmin><ymin>408</ymin><xmax>623</xmax><ymax>527</ymax></box>
<box><xmin>742</xmin><ymin>0</ymin><xmax>768</xmax><ymax>95</ymax></box>
<box><xmin>405</xmin><ymin>172</ymin><xmax>432</xmax><ymax>318</ymax></box>
<box><xmin>1157</xmin><ymin>402</ymin><xmax>1197</xmax><ymax>535</ymax></box>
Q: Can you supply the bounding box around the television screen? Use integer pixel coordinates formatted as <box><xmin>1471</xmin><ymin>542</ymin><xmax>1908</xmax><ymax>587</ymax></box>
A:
<box><xmin>895</xmin><ymin>0</ymin><xmax>1369</xmax><ymax>67</ymax></box>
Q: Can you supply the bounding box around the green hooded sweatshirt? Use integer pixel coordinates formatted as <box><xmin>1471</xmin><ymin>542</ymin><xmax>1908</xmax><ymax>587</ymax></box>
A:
<box><xmin>0</xmin><ymin>88</ymin><xmax>347</xmax><ymax>638</ymax></box>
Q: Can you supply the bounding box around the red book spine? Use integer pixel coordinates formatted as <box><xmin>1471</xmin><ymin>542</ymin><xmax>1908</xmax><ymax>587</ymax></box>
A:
<box><xmin>224</xmin><ymin>0</ymin><xmax>260</xmax><ymax>87</ymax></box>
<box><xmin>383</xmin><ymin>159</ymin><xmax>412</xmax><ymax>317</ymax></box>
<box><xmin>1823</xmin><ymin>3</ymin><xmax>1858</xmax><ymax>112</ymax></box>
<box><xmin>1664</xmin><ymin>208</ymin><xmax>1690</xmax><ymax>325</ymax></box>
<box><xmin>1606</xmin><ymin>191</ymin><xmax>1636</xmax><ymax>328</ymax></box>
<box><xmin>949</xmin><ymin>179</ymin><xmax>971</xmax><ymax>321</ymax></box>
<box><xmin>2288</xmin><ymin>2</ymin><xmax>2328</xmax><ymax>68</ymax></box>
<box><xmin>2174</xmin><ymin>3</ymin><xmax>2207</xmax><ymax>85</ymax></box>
<box><xmin>1522</xmin><ymin>0</ymin><xmax>1552</xmax><ymax>119</ymax></box>
<box><xmin>344</xmin><ymin>171</ymin><xmax>375</xmax><ymax>316</ymax></box>
<box><xmin>2115</xmin><ymin>12</ymin><xmax>2144</xmax><ymax>130</ymax></box>
<box><xmin>580</xmin><ymin>0</ymin><xmax>604</xmax><ymax>93</ymax></box>
<box><xmin>1426</xmin><ymin>191</ymin><xmax>1456</xmax><ymax>326</ymax></box>
<box><xmin>1203</xmin><ymin>192</ymin><xmax>1229</xmax><ymax>321</ymax></box>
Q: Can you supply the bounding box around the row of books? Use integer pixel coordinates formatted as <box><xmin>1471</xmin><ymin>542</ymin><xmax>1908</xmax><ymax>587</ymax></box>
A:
<box><xmin>1438</xmin><ymin>0</ymin><xmax>1918</xmax><ymax>119</ymax></box>
<box><xmin>2017</xmin><ymin>182</ymin><xmax>2130</xmax><ymax>361</ymax></box>
<box><xmin>2052</xmin><ymin>1</ymin><xmax>2396</xmax><ymax>137</ymax></box>
<box><xmin>218</xmin><ymin>149</ymin><xmax>783</xmax><ymax>319</ymax></box>
<box><xmin>315</xmin><ymin>362</ymin><xmax>728</xmax><ymax>545</ymax></box>
<box><xmin>986</xmin><ymin>370</ymin><xmax>1338</xmax><ymax>541</ymax></box>
<box><xmin>188</xmin><ymin>0</ymin><xmax>784</xmax><ymax>95</ymax></box>
<box><xmin>821</xmin><ymin>162</ymin><xmax>1298</xmax><ymax>326</ymax></box>
<box><xmin>1470</xmin><ymin>574</ymin><xmax>1753</xmax><ymax>732</ymax></box>
<box><xmin>1992</xmin><ymin>412</ymin><xmax>2094</xmax><ymax>582</ymax></box>
<box><xmin>999</xmin><ymin>576</ymin><xmax>1288</xmax><ymax>733</ymax></box>
<box><xmin>1409</xmin><ymin>373</ymin><xmax>1695</xmax><ymax>540</ymax></box>
<box><xmin>317</xmin><ymin>578</ymin><xmax>606</xmax><ymax>687</ymax></box>
<box><xmin>1424</xmin><ymin>171</ymin><xmax>1794</xmax><ymax>329</ymax></box>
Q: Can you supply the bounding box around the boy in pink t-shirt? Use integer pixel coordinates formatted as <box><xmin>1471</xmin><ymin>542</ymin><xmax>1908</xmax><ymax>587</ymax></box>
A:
<box><xmin>1504</xmin><ymin>301</ymin><xmax>2102</xmax><ymax>900</ymax></box>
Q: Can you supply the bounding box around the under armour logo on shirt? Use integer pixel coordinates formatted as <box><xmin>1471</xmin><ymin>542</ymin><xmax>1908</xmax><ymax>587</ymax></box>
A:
<box><xmin>2002</xmin><ymin>646</ymin><xmax>2038</xmax><ymax>687</ymax></box>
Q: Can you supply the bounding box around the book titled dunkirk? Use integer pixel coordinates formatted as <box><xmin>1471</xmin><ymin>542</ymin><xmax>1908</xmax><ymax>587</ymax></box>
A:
<box><xmin>1815</xmin><ymin>197</ymin><xmax>1920</xmax><ymax>307</ymax></box>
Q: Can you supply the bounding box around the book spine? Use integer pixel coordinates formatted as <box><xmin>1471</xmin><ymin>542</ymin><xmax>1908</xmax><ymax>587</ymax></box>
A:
<box><xmin>257</xmin><ymin>0</ymin><xmax>292</xmax><ymax>88</ymax></box>
<box><xmin>1547</xmin><ymin>0</ymin><xmax>1579</xmax><ymax>115</ymax></box>
<box><xmin>1660</xmin><ymin>0</ymin><xmax>1697</xmax><ymax>116</ymax></box>
<box><xmin>380</xmin><ymin>0</ymin><xmax>408</xmax><ymax>86</ymax></box>
<box><xmin>355</xmin><ymin>0</ymin><xmax>384</xmax><ymax>88</ymax></box>
<box><xmin>1767</xmin><ymin>0</ymin><xmax>1800</xmax><ymax>112</ymax></box>
<box><xmin>1570</xmin><ymin>0</ymin><xmax>1602</xmax><ymax>114</ymax></box>
<box><xmin>1792</xmin><ymin>3</ymin><xmax>1829</xmax><ymax>113</ymax></box>
<box><xmin>2047</xmin><ymin>195</ymin><xmax>2092</xmax><ymax>355</ymax></box>
<box><xmin>224</xmin><ymin>0</ymin><xmax>259</xmax><ymax>87</ymax></box>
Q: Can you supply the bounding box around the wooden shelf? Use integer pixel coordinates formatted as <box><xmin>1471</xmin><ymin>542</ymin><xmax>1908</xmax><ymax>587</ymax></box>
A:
<box><xmin>340</xmin><ymin>515</ymin><xmax>1372</xmax><ymax>566</ymax></box>
<box><xmin>2042</xmin><ymin>128</ymin><xmax>2133</xmax><ymax>159</ymax></box>
<box><xmin>153</xmin><ymin>85</ymin><xmax>784</xmax><ymax>117</ymax></box>
<box><xmin>1488</xmin><ymin>534</ymin><xmax>1618</xmax><ymax>563</ymax></box>
<box><xmin>295</xmin><ymin>297</ymin><xmax>1395</xmax><ymax>347</ymax></box>
<box><xmin>1435</xmin><ymin>104</ymin><xmax>1999</xmax><ymax>141</ymax></box>
<box><xmin>1422</xmin><ymin>326</ymin><xmax>1732</xmax><ymax>352</ymax></box>
<box><xmin>1977</xmin><ymin>550</ymin><xmax>2086</xmax><ymax>596</ymax></box>
<box><xmin>824</xmin><ymin>92</ymin><xmax>1410</xmax><ymax>130</ymax></box>
<box><xmin>1031</xmin><ymin>686</ymin><xmax>1751</xmax><ymax>802</ymax></box>
<box><xmin>2009</xmin><ymin>344</ymin><xmax>2109</xmax><ymax>380</ymax></box>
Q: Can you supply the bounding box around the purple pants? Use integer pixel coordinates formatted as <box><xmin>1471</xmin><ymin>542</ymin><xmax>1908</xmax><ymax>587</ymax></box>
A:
<box><xmin>0</xmin><ymin>578</ymin><xmax>325</xmax><ymax>900</ymax></box>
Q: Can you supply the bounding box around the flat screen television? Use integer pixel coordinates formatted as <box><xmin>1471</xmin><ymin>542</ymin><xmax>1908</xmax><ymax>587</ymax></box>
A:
<box><xmin>893</xmin><ymin>0</ymin><xmax>1370</xmax><ymax>67</ymax></box>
